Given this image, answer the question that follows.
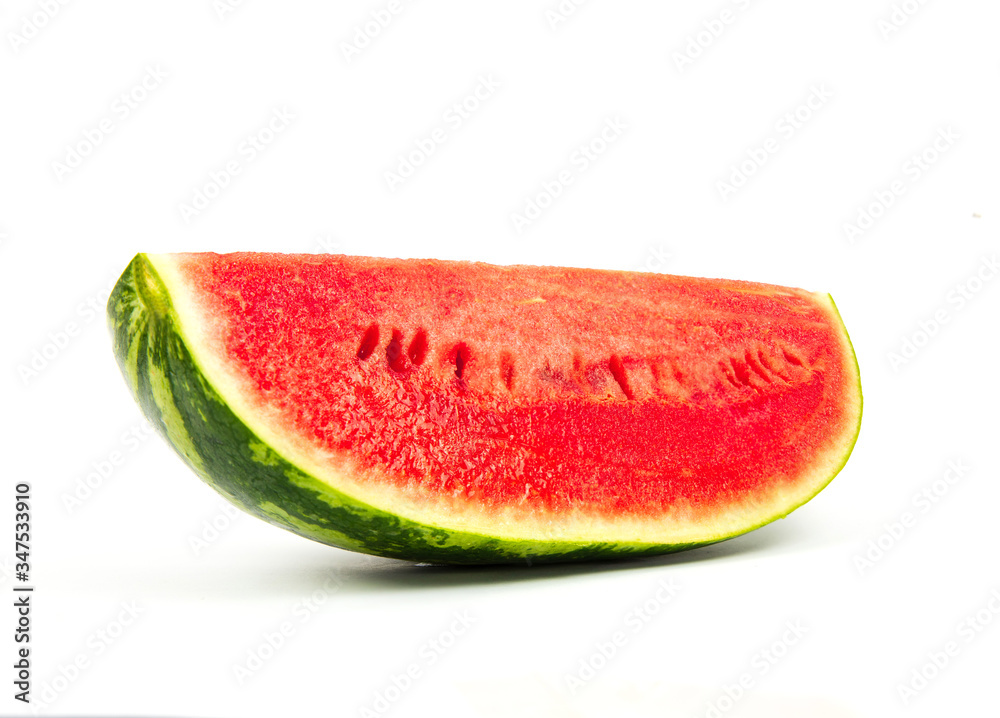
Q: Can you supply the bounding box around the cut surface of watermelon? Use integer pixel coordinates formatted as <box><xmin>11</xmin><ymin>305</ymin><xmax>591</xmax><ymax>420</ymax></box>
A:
<box><xmin>108</xmin><ymin>252</ymin><xmax>862</xmax><ymax>563</ymax></box>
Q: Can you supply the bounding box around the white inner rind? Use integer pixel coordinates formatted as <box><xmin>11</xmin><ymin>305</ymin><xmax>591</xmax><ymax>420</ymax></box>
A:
<box><xmin>149</xmin><ymin>253</ymin><xmax>862</xmax><ymax>546</ymax></box>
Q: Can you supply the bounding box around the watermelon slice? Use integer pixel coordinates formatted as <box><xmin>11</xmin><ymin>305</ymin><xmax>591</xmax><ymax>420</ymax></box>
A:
<box><xmin>107</xmin><ymin>253</ymin><xmax>861</xmax><ymax>564</ymax></box>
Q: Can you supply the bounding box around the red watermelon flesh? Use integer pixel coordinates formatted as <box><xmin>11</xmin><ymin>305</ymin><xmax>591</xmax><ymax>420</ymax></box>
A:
<box><xmin>123</xmin><ymin>252</ymin><xmax>861</xmax><ymax>557</ymax></box>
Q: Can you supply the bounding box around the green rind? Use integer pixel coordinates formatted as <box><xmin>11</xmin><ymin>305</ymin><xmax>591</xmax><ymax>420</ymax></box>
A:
<box><xmin>107</xmin><ymin>253</ymin><xmax>861</xmax><ymax>565</ymax></box>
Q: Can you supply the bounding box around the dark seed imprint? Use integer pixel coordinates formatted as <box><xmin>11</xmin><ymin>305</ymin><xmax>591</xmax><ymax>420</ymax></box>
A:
<box><xmin>757</xmin><ymin>347</ymin><xmax>790</xmax><ymax>381</ymax></box>
<box><xmin>744</xmin><ymin>350</ymin><xmax>773</xmax><ymax>384</ymax></box>
<box><xmin>650</xmin><ymin>361</ymin><xmax>663</xmax><ymax>387</ymax></box>
<box><xmin>356</xmin><ymin>323</ymin><xmax>379</xmax><ymax>360</ymax></box>
<box><xmin>720</xmin><ymin>344</ymin><xmax>810</xmax><ymax>391</ymax></box>
<box><xmin>782</xmin><ymin>348</ymin><xmax>805</xmax><ymax>367</ymax></box>
<box><xmin>500</xmin><ymin>351</ymin><xmax>515</xmax><ymax>391</ymax></box>
<box><xmin>450</xmin><ymin>342</ymin><xmax>471</xmax><ymax>380</ymax></box>
<box><xmin>729</xmin><ymin>357</ymin><xmax>753</xmax><ymax>387</ymax></box>
<box><xmin>608</xmin><ymin>355</ymin><xmax>634</xmax><ymax>400</ymax></box>
<box><xmin>720</xmin><ymin>360</ymin><xmax>741</xmax><ymax>388</ymax></box>
<box><xmin>386</xmin><ymin>329</ymin><xmax>407</xmax><ymax>372</ymax></box>
<box><xmin>407</xmin><ymin>328</ymin><xmax>428</xmax><ymax>365</ymax></box>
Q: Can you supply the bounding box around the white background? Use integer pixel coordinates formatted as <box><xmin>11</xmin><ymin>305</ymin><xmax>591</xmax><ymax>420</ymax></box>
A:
<box><xmin>2</xmin><ymin>1</ymin><xmax>999</xmax><ymax>716</ymax></box>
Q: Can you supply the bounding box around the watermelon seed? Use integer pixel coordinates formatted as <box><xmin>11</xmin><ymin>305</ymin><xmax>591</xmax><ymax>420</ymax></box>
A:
<box><xmin>356</xmin><ymin>323</ymin><xmax>380</xmax><ymax>360</ymax></box>
<box><xmin>500</xmin><ymin>351</ymin><xmax>515</xmax><ymax>391</ymax></box>
<box><xmin>608</xmin><ymin>355</ymin><xmax>634</xmax><ymax>400</ymax></box>
<box><xmin>452</xmin><ymin>342</ymin><xmax>471</xmax><ymax>379</ymax></box>
<box><xmin>386</xmin><ymin>329</ymin><xmax>407</xmax><ymax>372</ymax></box>
<box><xmin>408</xmin><ymin>329</ymin><xmax>428</xmax><ymax>365</ymax></box>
